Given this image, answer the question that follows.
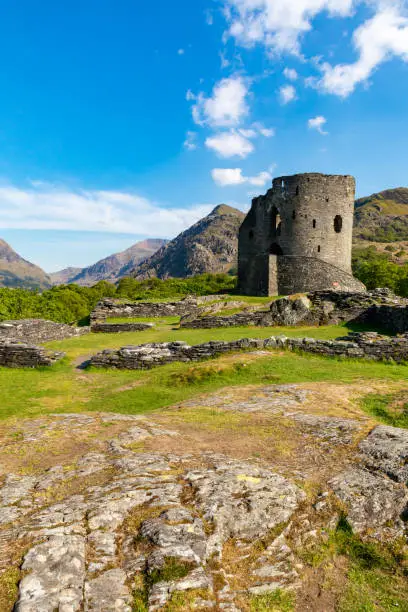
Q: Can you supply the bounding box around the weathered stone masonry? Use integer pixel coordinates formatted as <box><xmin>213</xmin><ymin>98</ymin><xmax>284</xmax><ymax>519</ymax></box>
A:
<box><xmin>0</xmin><ymin>341</ymin><xmax>64</xmax><ymax>368</ymax></box>
<box><xmin>238</xmin><ymin>173</ymin><xmax>365</xmax><ymax>296</ymax></box>
<box><xmin>0</xmin><ymin>319</ymin><xmax>89</xmax><ymax>343</ymax></box>
<box><xmin>89</xmin><ymin>332</ymin><xmax>408</xmax><ymax>369</ymax></box>
<box><xmin>181</xmin><ymin>289</ymin><xmax>408</xmax><ymax>333</ymax></box>
<box><xmin>91</xmin><ymin>322</ymin><xmax>154</xmax><ymax>334</ymax></box>
<box><xmin>90</xmin><ymin>297</ymin><xmax>202</xmax><ymax>324</ymax></box>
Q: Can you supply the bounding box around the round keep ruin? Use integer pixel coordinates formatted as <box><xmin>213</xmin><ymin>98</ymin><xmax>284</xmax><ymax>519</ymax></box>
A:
<box><xmin>238</xmin><ymin>172</ymin><xmax>366</xmax><ymax>296</ymax></box>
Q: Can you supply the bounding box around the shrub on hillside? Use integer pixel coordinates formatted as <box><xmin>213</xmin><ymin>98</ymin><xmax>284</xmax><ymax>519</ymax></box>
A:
<box><xmin>352</xmin><ymin>247</ymin><xmax>408</xmax><ymax>295</ymax></box>
<box><xmin>0</xmin><ymin>274</ymin><xmax>237</xmax><ymax>324</ymax></box>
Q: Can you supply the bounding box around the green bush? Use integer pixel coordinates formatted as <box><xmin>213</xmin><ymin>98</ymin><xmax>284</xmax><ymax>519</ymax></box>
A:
<box><xmin>0</xmin><ymin>274</ymin><xmax>237</xmax><ymax>324</ymax></box>
<box><xmin>352</xmin><ymin>247</ymin><xmax>408</xmax><ymax>296</ymax></box>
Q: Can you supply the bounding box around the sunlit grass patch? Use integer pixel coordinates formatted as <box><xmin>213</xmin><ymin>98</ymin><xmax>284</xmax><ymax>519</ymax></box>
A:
<box><xmin>299</xmin><ymin>517</ymin><xmax>408</xmax><ymax>611</ymax></box>
<box><xmin>1</xmin><ymin>318</ymin><xmax>408</xmax><ymax>424</ymax></box>
<box><xmin>106</xmin><ymin>315</ymin><xmax>180</xmax><ymax>325</ymax></box>
<box><xmin>360</xmin><ymin>390</ymin><xmax>408</xmax><ymax>428</ymax></box>
<box><xmin>249</xmin><ymin>589</ymin><xmax>295</xmax><ymax>612</ymax></box>
<box><xmin>0</xmin><ymin>567</ymin><xmax>20</xmax><ymax>612</ymax></box>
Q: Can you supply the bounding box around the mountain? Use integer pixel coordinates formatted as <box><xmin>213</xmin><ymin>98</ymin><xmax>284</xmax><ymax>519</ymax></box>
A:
<box><xmin>49</xmin><ymin>267</ymin><xmax>83</xmax><ymax>285</ymax></box>
<box><xmin>354</xmin><ymin>187</ymin><xmax>408</xmax><ymax>243</ymax></box>
<box><xmin>131</xmin><ymin>205</ymin><xmax>245</xmax><ymax>279</ymax></box>
<box><xmin>0</xmin><ymin>239</ymin><xmax>51</xmax><ymax>289</ymax></box>
<box><xmin>49</xmin><ymin>239</ymin><xmax>167</xmax><ymax>286</ymax></box>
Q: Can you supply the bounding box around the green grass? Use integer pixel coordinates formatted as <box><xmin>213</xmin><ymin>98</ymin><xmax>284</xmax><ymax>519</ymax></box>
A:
<box><xmin>302</xmin><ymin>517</ymin><xmax>408</xmax><ymax>612</ymax></box>
<box><xmin>46</xmin><ymin>320</ymin><xmax>369</xmax><ymax>360</ymax></box>
<box><xmin>360</xmin><ymin>391</ymin><xmax>408</xmax><ymax>428</ymax></box>
<box><xmin>148</xmin><ymin>558</ymin><xmax>193</xmax><ymax>586</ymax></box>
<box><xmin>106</xmin><ymin>316</ymin><xmax>180</xmax><ymax>324</ymax></box>
<box><xmin>1</xmin><ymin>343</ymin><xmax>407</xmax><ymax>423</ymax></box>
<box><xmin>0</xmin><ymin>318</ymin><xmax>406</xmax><ymax>422</ymax></box>
<box><xmin>250</xmin><ymin>590</ymin><xmax>295</xmax><ymax>611</ymax></box>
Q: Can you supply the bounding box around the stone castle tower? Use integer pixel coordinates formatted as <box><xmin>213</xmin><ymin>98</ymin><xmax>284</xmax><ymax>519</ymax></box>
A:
<box><xmin>238</xmin><ymin>173</ymin><xmax>365</xmax><ymax>296</ymax></box>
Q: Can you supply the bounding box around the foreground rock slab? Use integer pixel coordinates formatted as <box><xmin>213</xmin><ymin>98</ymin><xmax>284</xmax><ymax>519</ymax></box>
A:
<box><xmin>1</xmin><ymin>386</ymin><xmax>407</xmax><ymax>611</ymax></box>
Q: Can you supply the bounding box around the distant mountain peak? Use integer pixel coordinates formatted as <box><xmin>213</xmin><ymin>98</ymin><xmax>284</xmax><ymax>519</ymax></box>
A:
<box><xmin>49</xmin><ymin>238</ymin><xmax>167</xmax><ymax>286</ymax></box>
<box><xmin>210</xmin><ymin>204</ymin><xmax>245</xmax><ymax>217</ymax></box>
<box><xmin>131</xmin><ymin>204</ymin><xmax>245</xmax><ymax>280</ymax></box>
<box><xmin>0</xmin><ymin>238</ymin><xmax>51</xmax><ymax>289</ymax></box>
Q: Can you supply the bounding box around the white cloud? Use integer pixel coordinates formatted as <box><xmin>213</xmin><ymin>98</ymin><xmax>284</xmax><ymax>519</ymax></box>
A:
<box><xmin>0</xmin><ymin>181</ymin><xmax>214</xmax><ymax>237</ymax></box>
<box><xmin>283</xmin><ymin>67</ymin><xmax>299</xmax><ymax>80</ymax></box>
<box><xmin>220</xmin><ymin>51</ymin><xmax>231</xmax><ymax>68</ymax></box>
<box><xmin>223</xmin><ymin>1</ymin><xmax>408</xmax><ymax>97</ymax></box>
<box><xmin>308</xmin><ymin>115</ymin><xmax>329</xmax><ymax>134</ymax></box>
<box><xmin>189</xmin><ymin>76</ymin><xmax>250</xmax><ymax>127</ymax></box>
<box><xmin>223</xmin><ymin>0</ymin><xmax>355</xmax><ymax>55</ymax></box>
<box><xmin>315</xmin><ymin>7</ymin><xmax>408</xmax><ymax>96</ymax></box>
<box><xmin>206</xmin><ymin>9</ymin><xmax>214</xmax><ymax>25</ymax></box>
<box><xmin>212</xmin><ymin>168</ymin><xmax>247</xmax><ymax>186</ymax></box>
<box><xmin>238</xmin><ymin>128</ymin><xmax>257</xmax><ymax>138</ymax></box>
<box><xmin>211</xmin><ymin>167</ymin><xmax>273</xmax><ymax>187</ymax></box>
<box><xmin>279</xmin><ymin>84</ymin><xmax>297</xmax><ymax>104</ymax></box>
<box><xmin>252</xmin><ymin>122</ymin><xmax>276</xmax><ymax>137</ymax></box>
<box><xmin>177</xmin><ymin>48</ymin><xmax>185</xmax><ymax>55</ymax></box>
<box><xmin>184</xmin><ymin>131</ymin><xmax>198</xmax><ymax>150</ymax></box>
<box><xmin>205</xmin><ymin>130</ymin><xmax>254</xmax><ymax>158</ymax></box>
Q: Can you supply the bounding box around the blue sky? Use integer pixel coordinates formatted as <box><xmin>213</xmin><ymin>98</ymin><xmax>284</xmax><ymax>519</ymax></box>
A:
<box><xmin>0</xmin><ymin>0</ymin><xmax>407</xmax><ymax>271</ymax></box>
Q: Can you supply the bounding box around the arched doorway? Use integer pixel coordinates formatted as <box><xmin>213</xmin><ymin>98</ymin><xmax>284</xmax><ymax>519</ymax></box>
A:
<box><xmin>270</xmin><ymin>243</ymin><xmax>283</xmax><ymax>256</ymax></box>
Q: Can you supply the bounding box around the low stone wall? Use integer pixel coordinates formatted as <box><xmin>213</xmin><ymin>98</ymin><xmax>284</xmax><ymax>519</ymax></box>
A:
<box><xmin>91</xmin><ymin>297</ymin><xmax>200</xmax><ymax>322</ymax></box>
<box><xmin>0</xmin><ymin>319</ymin><xmax>89</xmax><ymax>343</ymax></box>
<box><xmin>89</xmin><ymin>331</ymin><xmax>408</xmax><ymax>369</ymax></box>
<box><xmin>180</xmin><ymin>311</ymin><xmax>270</xmax><ymax>329</ymax></box>
<box><xmin>357</xmin><ymin>305</ymin><xmax>408</xmax><ymax>335</ymax></box>
<box><xmin>279</xmin><ymin>331</ymin><xmax>408</xmax><ymax>362</ymax></box>
<box><xmin>90</xmin><ymin>338</ymin><xmax>266</xmax><ymax>369</ymax></box>
<box><xmin>91</xmin><ymin>322</ymin><xmax>154</xmax><ymax>334</ymax></box>
<box><xmin>180</xmin><ymin>288</ymin><xmax>408</xmax><ymax>332</ymax></box>
<box><xmin>0</xmin><ymin>341</ymin><xmax>65</xmax><ymax>368</ymax></box>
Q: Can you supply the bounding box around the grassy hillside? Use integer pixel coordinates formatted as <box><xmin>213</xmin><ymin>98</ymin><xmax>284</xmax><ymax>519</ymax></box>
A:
<box><xmin>354</xmin><ymin>187</ymin><xmax>408</xmax><ymax>242</ymax></box>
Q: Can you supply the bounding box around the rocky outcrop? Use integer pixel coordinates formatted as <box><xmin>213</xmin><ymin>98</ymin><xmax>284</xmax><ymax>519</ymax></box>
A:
<box><xmin>2</xmin><ymin>413</ymin><xmax>306</xmax><ymax>611</ymax></box>
<box><xmin>0</xmin><ymin>319</ymin><xmax>89</xmax><ymax>343</ymax></box>
<box><xmin>2</xmin><ymin>400</ymin><xmax>407</xmax><ymax>611</ymax></box>
<box><xmin>330</xmin><ymin>423</ymin><xmax>408</xmax><ymax>534</ymax></box>
<box><xmin>359</xmin><ymin>425</ymin><xmax>408</xmax><ymax>485</ymax></box>
<box><xmin>89</xmin><ymin>331</ymin><xmax>408</xmax><ymax>370</ymax></box>
<box><xmin>0</xmin><ymin>340</ymin><xmax>64</xmax><ymax>368</ymax></box>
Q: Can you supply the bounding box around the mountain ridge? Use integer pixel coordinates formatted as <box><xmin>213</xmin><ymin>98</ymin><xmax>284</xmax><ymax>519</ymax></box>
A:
<box><xmin>131</xmin><ymin>204</ymin><xmax>245</xmax><ymax>279</ymax></box>
<box><xmin>0</xmin><ymin>239</ymin><xmax>51</xmax><ymax>289</ymax></box>
<box><xmin>2</xmin><ymin>187</ymin><xmax>408</xmax><ymax>289</ymax></box>
<box><xmin>49</xmin><ymin>238</ymin><xmax>167</xmax><ymax>286</ymax></box>
<box><xmin>354</xmin><ymin>187</ymin><xmax>408</xmax><ymax>243</ymax></box>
